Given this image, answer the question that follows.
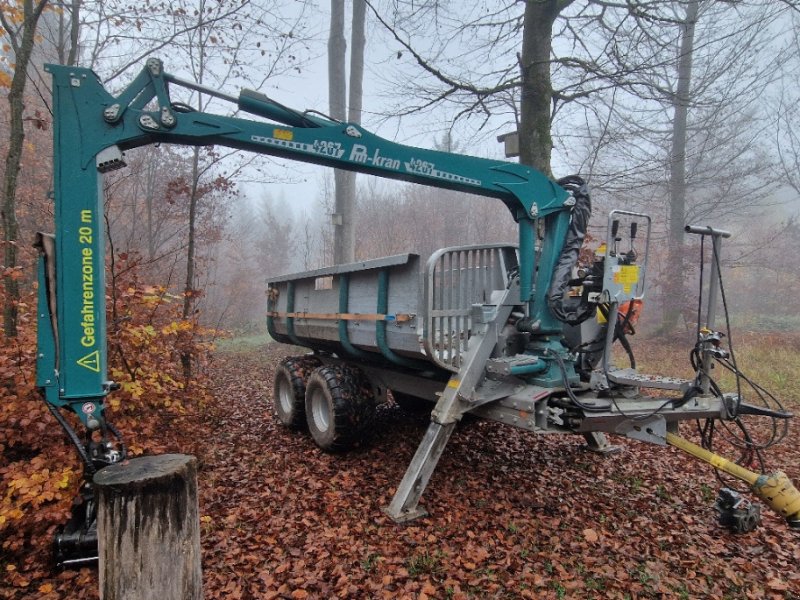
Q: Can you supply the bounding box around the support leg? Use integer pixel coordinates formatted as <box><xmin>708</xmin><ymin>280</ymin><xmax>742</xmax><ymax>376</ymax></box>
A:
<box><xmin>384</xmin><ymin>283</ymin><xmax>519</xmax><ymax>523</ymax></box>
<box><xmin>383</xmin><ymin>421</ymin><xmax>456</xmax><ymax>522</ymax></box>
<box><xmin>582</xmin><ymin>431</ymin><xmax>622</xmax><ymax>454</ymax></box>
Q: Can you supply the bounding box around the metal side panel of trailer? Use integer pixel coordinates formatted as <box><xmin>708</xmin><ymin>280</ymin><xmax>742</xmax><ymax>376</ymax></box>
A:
<box><xmin>266</xmin><ymin>244</ymin><xmax>520</xmax><ymax>371</ymax></box>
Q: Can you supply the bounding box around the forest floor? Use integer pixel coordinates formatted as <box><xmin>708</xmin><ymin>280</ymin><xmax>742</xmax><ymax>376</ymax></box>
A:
<box><xmin>5</xmin><ymin>333</ymin><xmax>800</xmax><ymax>599</ymax></box>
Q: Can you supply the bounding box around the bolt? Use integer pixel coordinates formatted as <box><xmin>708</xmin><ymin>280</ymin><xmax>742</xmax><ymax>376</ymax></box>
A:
<box><xmin>104</xmin><ymin>104</ymin><xmax>120</xmax><ymax>122</ymax></box>
<box><xmin>139</xmin><ymin>115</ymin><xmax>160</xmax><ymax>130</ymax></box>
<box><xmin>160</xmin><ymin>107</ymin><xmax>176</xmax><ymax>127</ymax></box>
<box><xmin>146</xmin><ymin>58</ymin><xmax>162</xmax><ymax>76</ymax></box>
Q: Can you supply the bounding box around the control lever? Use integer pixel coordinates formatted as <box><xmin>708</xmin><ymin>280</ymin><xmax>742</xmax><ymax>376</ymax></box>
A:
<box><xmin>611</xmin><ymin>219</ymin><xmax>620</xmax><ymax>255</ymax></box>
<box><xmin>627</xmin><ymin>222</ymin><xmax>638</xmax><ymax>263</ymax></box>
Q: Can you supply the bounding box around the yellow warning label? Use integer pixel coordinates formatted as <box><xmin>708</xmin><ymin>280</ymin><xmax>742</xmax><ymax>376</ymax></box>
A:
<box><xmin>273</xmin><ymin>128</ymin><xmax>293</xmax><ymax>141</ymax></box>
<box><xmin>613</xmin><ymin>265</ymin><xmax>639</xmax><ymax>286</ymax></box>
<box><xmin>447</xmin><ymin>379</ymin><xmax>460</xmax><ymax>389</ymax></box>
<box><xmin>77</xmin><ymin>350</ymin><xmax>100</xmax><ymax>372</ymax></box>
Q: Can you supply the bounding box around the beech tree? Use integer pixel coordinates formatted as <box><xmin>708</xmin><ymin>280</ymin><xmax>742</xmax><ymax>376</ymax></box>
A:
<box><xmin>0</xmin><ymin>0</ymin><xmax>49</xmax><ymax>337</ymax></box>
<box><xmin>329</xmin><ymin>0</ymin><xmax>367</xmax><ymax>264</ymax></box>
<box><xmin>45</xmin><ymin>0</ymin><xmax>312</xmax><ymax>374</ymax></box>
<box><xmin>366</xmin><ymin>0</ymin><xmax>612</xmax><ymax>175</ymax></box>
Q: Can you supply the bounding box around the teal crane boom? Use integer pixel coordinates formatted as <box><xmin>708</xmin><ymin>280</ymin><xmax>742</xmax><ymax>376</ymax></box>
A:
<box><xmin>38</xmin><ymin>58</ymin><xmax>572</xmax><ymax>432</ymax></box>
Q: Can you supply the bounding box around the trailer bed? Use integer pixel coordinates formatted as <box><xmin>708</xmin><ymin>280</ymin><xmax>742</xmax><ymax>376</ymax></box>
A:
<box><xmin>267</xmin><ymin>244</ymin><xmax>519</xmax><ymax>372</ymax></box>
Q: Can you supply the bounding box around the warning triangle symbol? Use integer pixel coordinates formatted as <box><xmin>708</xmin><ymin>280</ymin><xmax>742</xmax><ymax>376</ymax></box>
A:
<box><xmin>77</xmin><ymin>350</ymin><xmax>101</xmax><ymax>372</ymax></box>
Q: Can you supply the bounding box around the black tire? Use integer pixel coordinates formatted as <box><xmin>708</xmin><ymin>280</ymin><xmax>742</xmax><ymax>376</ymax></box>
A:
<box><xmin>273</xmin><ymin>356</ymin><xmax>322</xmax><ymax>428</ymax></box>
<box><xmin>391</xmin><ymin>390</ymin><xmax>431</xmax><ymax>414</ymax></box>
<box><xmin>304</xmin><ymin>365</ymin><xmax>376</xmax><ymax>452</ymax></box>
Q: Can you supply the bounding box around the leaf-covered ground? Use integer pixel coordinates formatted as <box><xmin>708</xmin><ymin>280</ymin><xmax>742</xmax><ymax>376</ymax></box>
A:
<box><xmin>197</xmin><ymin>343</ymin><xmax>800</xmax><ymax>600</ymax></box>
<box><xmin>4</xmin><ymin>339</ymin><xmax>800</xmax><ymax>599</ymax></box>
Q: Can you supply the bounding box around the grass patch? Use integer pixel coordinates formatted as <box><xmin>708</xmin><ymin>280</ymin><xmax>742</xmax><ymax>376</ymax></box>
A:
<box><xmin>214</xmin><ymin>331</ymin><xmax>274</xmax><ymax>352</ymax></box>
<box><xmin>731</xmin><ymin>313</ymin><xmax>800</xmax><ymax>332</ymax></box>
<box><xmin>361</xmin><ymin>552</ymin><xmax>381</xmax><ymax>573</ymax></box>
<box><xmin>406</xmin><ymin>550</ymin><xmax>443</xmax><ymax>577</ymax></box>
<box><xmin>631</xmin><ymin>332</ymin><xmax>800</xmax><ymax>408</ymax></box>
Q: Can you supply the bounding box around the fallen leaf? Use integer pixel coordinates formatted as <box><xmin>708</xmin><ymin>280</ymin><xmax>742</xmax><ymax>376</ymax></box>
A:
<box><xmin>583</xmin><ymin>528</ymin><xmax>599</xmax><ymax>543</ymax></box>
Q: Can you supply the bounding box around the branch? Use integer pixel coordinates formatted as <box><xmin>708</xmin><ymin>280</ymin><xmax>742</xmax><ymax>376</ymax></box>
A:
<box><xmin>101</xmin><ymin>2</ymin><xmax>250</xmax><ymax>83</ymax></box>
<box><xmin>364</xmin><ymin>0</ymin><xmax>518</xmax><ymax>98</ymax></box>
<box><xmin>0</xmin><ymin>5</ymin><xmax>20</xmax><ymax>54</ymax></box>
<box><xmin>775</xmin><ymin>0</ymin><xmax>800</xmax><ymax>12</ymax></box>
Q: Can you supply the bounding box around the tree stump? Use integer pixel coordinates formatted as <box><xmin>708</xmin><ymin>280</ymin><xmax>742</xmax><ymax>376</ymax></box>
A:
<box><xmin>94</xmin><ymin>454</ymin><xmax>202</xmax><ymax>600</ymax></box>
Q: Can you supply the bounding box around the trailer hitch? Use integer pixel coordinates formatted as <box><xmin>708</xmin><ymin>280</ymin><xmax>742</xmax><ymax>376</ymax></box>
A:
<box><xmin>671</xmin><ymin>388</ymin><xmax>793</xmax><ymax>420</ymax></box>
<box><xmin>725</xmin><ymin>398</ymin><xmax>793</xmax><ymax>420</ymax></box>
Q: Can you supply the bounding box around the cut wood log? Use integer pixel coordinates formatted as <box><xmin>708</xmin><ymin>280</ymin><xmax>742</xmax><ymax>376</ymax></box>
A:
<box><xmin>94</xmin><ymin>454</ymin><xmax>202</xmax><ymax>600</ymax></box>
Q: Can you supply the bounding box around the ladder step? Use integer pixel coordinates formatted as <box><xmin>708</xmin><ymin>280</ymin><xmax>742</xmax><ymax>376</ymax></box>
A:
<box><xmin>607</xmin><ymin>368</ymin><xmax>691</xmax><ymax>392</ymax></box>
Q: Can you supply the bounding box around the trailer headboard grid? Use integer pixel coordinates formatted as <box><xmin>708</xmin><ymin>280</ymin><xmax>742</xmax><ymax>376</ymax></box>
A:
<box><xmin>422</xmin><ymin>245</ymin><xmax>518</xmax><ymax>371</ymax></box>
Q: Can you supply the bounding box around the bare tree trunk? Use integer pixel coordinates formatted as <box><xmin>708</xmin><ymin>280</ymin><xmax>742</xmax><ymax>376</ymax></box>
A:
<box><xmin>67</xmin><ymin>0</ymin><xmax>81</xmax><ymax>66</ymax></box>
<box><xmin>662</xmin><ymin>0</ymin><xmax>699</xmax><ymax>332</ymax></box>
<box><xmin>145</xmin><ymin>158</ymin><xmax>157</xmax><ymax>261</ymax></box>
<box><xmin>338</xmin><ymin>0</ymin><xmax>366</xmax><ymax>261</ymax></box>
<box><xmin>519</xmin><ymin>0</ymin><xmax>569</xmax><ymax>176</ymax></box>
<box><xmin>51</xmin><ymin>0</ymin><xmax>80</xmax><ymax>66</ymax></box>
<box><xmin>327</xmin><ymin>1</ymin><xmax>346</xmax><ymax>114</ymax></box>
<box><xmin>0</xmin><ymin>0</ymin><xmax>49</xmax><ymax>338</ymax></box>
<box><xmin>329</xmin><ymin>0</ymin><xmax>353</xmax><ymax>265</ymax></box>
<box><xmin>180</xmin><ymin>1</ymin><xmax>209</xmax><ymax>380</ymax></box>
<box><xmin>181</xmin><ymin>148</ymin><xmax>201</xmax><ymax>380</ymax></box>
<box><xmin>349</xmin><ymin>0</ymin><xmax>366</xmax><ymax>125</ymax></box>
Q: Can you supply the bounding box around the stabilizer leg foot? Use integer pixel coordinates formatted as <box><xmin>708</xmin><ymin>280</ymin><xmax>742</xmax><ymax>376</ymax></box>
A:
<box><xmin>582</xmin><ymin>431</ymin><xmax>622</xmax><ymax>455</ymax></box>
<box><xmin>383</xmin><ymin>421</ymin><xmax>456</xmax><ymax>523</ymax></box>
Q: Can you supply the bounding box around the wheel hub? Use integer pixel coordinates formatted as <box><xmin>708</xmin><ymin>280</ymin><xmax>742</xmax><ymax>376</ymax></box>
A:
<box><xmin>310</xmin><ymin>387</ymin><xmax>330</xmax><ymax>432</ymax></box>
<box><xmin>278</xmin><ymin>379</ymin><xmax>294</xmax><ymax>414</ymax></box>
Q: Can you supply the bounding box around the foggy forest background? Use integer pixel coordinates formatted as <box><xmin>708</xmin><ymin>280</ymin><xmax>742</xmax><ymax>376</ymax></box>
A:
<box><xmin>2</xmin><ymin>0</ymin><xmax>799</xmax><ymax>340</ymax></box>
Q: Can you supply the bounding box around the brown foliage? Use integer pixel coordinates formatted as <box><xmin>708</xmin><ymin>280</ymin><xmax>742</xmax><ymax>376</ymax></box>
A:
<box><xmin>0</xmin><ymin>258</ymin><xmax>214</xmax><ymax>598</ymax></box>
<box><xmin>0</xmin><ymin>291</ymin><xmax>79</xmax><ymax>571</ymax></box>
<box><xmin>199</xmin><ymin>344</ymin><xmax>800</xmax><ymax>599</ymax></box>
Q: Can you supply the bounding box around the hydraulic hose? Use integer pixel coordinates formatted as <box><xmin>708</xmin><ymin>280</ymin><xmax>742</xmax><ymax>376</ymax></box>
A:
<box><xmin>45</xmin><ymin>400</ymin><xmax>96</xmax><ymax>477</ymax></box>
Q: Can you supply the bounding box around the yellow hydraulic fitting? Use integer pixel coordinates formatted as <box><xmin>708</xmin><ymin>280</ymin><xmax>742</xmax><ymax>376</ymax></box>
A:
<box><xmin>665</xmin><ymin>432</ymin><xmax>800</xmax><ymax>528</ymax></box>
<box><xmin>751</xmin><ymin>471</ymin><xmax>800</xmax><ymax>527</ymax></box>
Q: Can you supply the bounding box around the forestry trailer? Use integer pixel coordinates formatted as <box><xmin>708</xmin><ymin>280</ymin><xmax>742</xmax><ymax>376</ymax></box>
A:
<box><xmin>37</xmin><ymin>58</ymin><xmax>798</xmax><ymax>566</ymax></box>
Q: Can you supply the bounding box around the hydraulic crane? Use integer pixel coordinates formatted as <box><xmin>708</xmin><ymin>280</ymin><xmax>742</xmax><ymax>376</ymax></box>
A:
<box><xmin>37</xmin><ymin>58</ymin><xmax>798</xmax><ymax>565</ymax></box>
